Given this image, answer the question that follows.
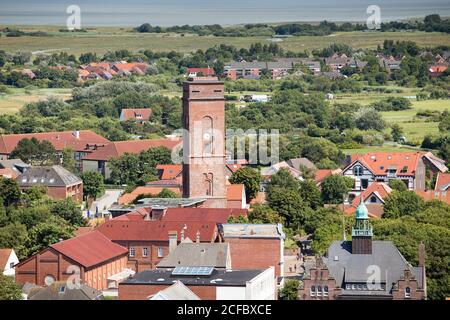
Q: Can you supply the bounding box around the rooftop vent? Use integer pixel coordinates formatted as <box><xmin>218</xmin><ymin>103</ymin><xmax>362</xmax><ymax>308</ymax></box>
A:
<box><xmin>334</xmin><ymin>256</ymin><xmax>339</xmax><ymax>261</ymax></box>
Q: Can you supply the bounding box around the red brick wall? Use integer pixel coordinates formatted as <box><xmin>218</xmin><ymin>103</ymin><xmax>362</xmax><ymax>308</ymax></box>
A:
<box><xmin>119</xmin><ymin>283</ymin><xmax>216</xmax><ymax>300</ymax></box>
<box><xmin>114</xmin><ymin>241</ymin><xmax>170</xmax><ymax>272</ymax></box>
<box><xmin>391</xmin><ymin>269</ymin><xmax>425</xmax><ymax>300</ymax></box>
<box><xmin>16</xmin><ymin>247</ymin><xmax>128</xmax><ymax>290</ymax></box>
<box><xmin>20</xmin><ymin>182</ymin><xmax>83</xmax><ymax>202</ymax></box>
<box><xmin>298</xmin><ymin>267</ymin><xmax>341</xmax><ymax>300</ymax></box>
<box><xmin>226</xmin><ymin>238</ymin><xmax>282</xmax><ymax>277</ymax></box>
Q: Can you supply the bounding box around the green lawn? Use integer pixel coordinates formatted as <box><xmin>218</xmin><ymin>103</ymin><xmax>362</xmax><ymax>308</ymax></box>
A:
<box><xmin>341</xmin><ymin>144</ymin><xmax>420</xmax><ymax>154</ymax></box>
<box><xmin>0</xmin><ymin>88</ymin><xmax>72</xmax><ymax>114</ymax></box>
<box><xmin>0</xmin><ymin>27</ymin><xmax>449</xmax><ymax>55</ymax></box>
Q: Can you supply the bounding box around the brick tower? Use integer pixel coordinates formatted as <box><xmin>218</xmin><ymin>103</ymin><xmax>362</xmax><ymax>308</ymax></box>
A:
<box><xmin>182</xmin><ymin>77</ymin><xmax>227</xmax><ymax>208</ymax></box>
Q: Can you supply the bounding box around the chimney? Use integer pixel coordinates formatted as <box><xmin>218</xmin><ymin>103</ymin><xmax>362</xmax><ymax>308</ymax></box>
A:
<box><xmin>73</xmin><ymin>130</ymin><xmax>80</xmax><ymax>139</ymax></box>
<box><xmin>196</xmin><ymin>230</ymin><xmax>200</xmax><ymax>243</ymax></box>
<box><xmin>151</xmin><ymin>206</ymin><xmax>167</xmax><ymax>220</ymax></box>
<box><xmin>418</xmin><ymin>242</ymin><xmax>426</xmax><ymax>267</ymax></box>
<box><xmin>180</xmin><ymin>228</ymin><xmax>185</xmax><ymax>242</ymax></box>
<box><xmin>168</xmin><ymin>231</ymin><xmax>177</xmax><ymax>253</ymax></box>
<box><xmin>144</xmin><ymin>212</ymin><xmax>151</xmax><ymax>221</ymax></box>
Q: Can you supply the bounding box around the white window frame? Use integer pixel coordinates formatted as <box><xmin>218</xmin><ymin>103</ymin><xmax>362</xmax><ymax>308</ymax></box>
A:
<box><xmin>405</xmin><ymin>287</ymin><xmax>411</xmax><ymax>298</ymax></box>
<box><xmin>157</xmin><ymin>247</ymin><xmax>164</xmax><ymax>258</ymax></box>
<box><xmin>142</xmin><ymin>247</ymin><xmax>148</xmax><ymax>258</ymax></box>
<box><xmin>129</xmin><ymin>247</ymin><xmax>135</xmax><ymax>258</ymax></box>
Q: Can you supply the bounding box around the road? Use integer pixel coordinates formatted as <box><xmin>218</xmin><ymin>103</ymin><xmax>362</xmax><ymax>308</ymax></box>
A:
<box><xmin>85</xmin><ymin>189</ymin><xmax>123</xmax><ymax>218</ymax></box>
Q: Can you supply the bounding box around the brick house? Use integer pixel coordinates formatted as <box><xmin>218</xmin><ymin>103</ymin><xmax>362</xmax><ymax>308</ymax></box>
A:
<box><xmin>217</xmin><ymin>224</ymin><xmax>285</xmax><ymax>282</ymax></box>
<box><xmin>81</xmin><ymin>138</ymin><xmax>181</xmax><ymax>179</ymax></box>
<box><xmin>119</xmin><ymin>267</ymin><xmax>275</xmax><ymax>300</ymax></box>
<box><xmin>119</xmin><ymin>108</ymin><xmax>152</xmax><ymax>124</ymax></box>
<box><xmin>435</xmin><ymin>172</ymin><xmax>450</xmax><ymax>191</ymax></box>
<box><xmin>298</xmin><ymin>201</ymin><xmax>426</xmax><ymax>300</ymax></box>
<box><xmin>16</xmin><ymin>165</ymin><xmax>83</xmax><ymax>202</ymax></box>
<box><xmin>341</xmin><ymin>152</ymin><xmax>448</xmax><ymax>200</ymax></box>
<box><xmin>0</xmin><ymin>130</ymin><xmax>110</xmax><ymax>171</ymax></box>
<box><xmin>15</xmin><ymin>231</ymin><xmax>129</xmax><ymax>291</ymax></box>
<box><xmin>224</xmin><ymin>61</ymin><xmax>293</xmax><ymax>80</ymax></box>
<box><xmin>343</xmin><ymin>182</ymin><xmax>392</xmax><ymax>218</ymax></box>
<box><xmin>187</xmin><ymin>67</ymin><xmax>215</xmax><ymax>78</ymax></box>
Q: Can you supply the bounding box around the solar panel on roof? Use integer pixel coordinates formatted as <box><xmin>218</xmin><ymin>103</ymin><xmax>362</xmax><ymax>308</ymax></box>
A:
<box><xmin>172</xmin><ymin>266</ymin><xmax>214</xmax><ymax>276</ymax></box>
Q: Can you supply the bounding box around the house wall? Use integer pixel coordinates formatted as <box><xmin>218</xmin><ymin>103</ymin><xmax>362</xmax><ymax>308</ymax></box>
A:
<box><xmin>20</xmin><ymin>183</ymin><xmax>83</xmax><ymax>202</ymax></box>
<box><xmin>15</xmin><ymin>248</ymin><xmax>128</xmax><ymax>291</ymax></box>
<box><xmin>298</xmin><ymin>267</ymin><xmax>341</xmax><ymax>300</ymax></box>
<box><xmin>83</xmin><ymin>159</ymin><xmax>111</xmax><ymax>180</ymax></box>
<box><xmin>216</xmin><ymin>286</ymin><xmax>246</xmax><ymax>300</ymax></box>
<box><xmin>391</xmin><ymin>270</ymin><xmax>425</xmax><ymax>300</ymax></box>
<box><xmin>113</xmin><ymin>240</ymin><xmax>170</xmax><ymax>272</ymax></box>
<box><xmin>2</xmin><ymin>250</ymin><xmax>19</xmax><ymax>277</ymax></box>
<box><xmin>226</xmin><ymin>237</ymin><xmax>283</xmax><ymax>279</ymax></box>
<box><xmin>245</xmin><ymin>267</ymin><xmax>276</xmax><ymax>300</ymax></box>
<box><xmin>119</xmin><ymin>283</ymin><xmax>217</xmax><ymax>300</ymax></box>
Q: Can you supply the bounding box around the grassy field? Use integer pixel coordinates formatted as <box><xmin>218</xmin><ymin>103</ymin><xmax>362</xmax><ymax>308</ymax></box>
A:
<box><xmin>0</xmin><ymin>27</ymin><xmax>449</xmax><ymax>55</ymax></box>
<box><xmin>381</xmin><ymin>99</ymin><xmax>449</xmax><ymax>141</ymax></box>
<box><xmin>341</xmin><ymin>144</ymin><xmax>420</xmax><ymax>154</ymax></box>
<box><xmin>0</xmin><ymin>88</ymin><xmax>72</xmax><ymax>114</ymax></box>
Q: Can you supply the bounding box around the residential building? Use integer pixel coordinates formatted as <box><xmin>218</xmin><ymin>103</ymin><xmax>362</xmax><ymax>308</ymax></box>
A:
<box><xmin>341</xmin><ymin>152</ymin><xmax>448</xmax><ymax>198</ymax></box>
<box><xmin>187</xmin><ymin>67</ymin><xmax>215</xmax><ymax>77</ymax></box>
<box><xmin>324</xmin><ymin>53</ymin><xmax>350</xmax><ymax>71</ymax></box>
<box><xmin>182</xmin><ymin>77</ymin><xmax>227</xmax><ymax>208</ymax></box>
<box><xmin>217</xmin><ymin>224</ymin><xmax>285</xmax><ymax>282</ymax></box>
<box><xmin>27</xmin><ymin>282</ymin><xmax>104</xmax><ymax>300</ymax></box>
<box><xmin>15</xmin><ymin>231</ymin><xmax>129</xmax><ymax>291</ymax></box>
<box><xmin>298</xmin><ymin>200</ymin><xmax>426</xmax><ymax>300</ymax></box>
<box><xmin>96</xmin><ymin>207</ymin><xmax>247</xmax><ymax>272</ymax></box>
<box><xmin>156</xmin><ymin>164</ymin><xmax>183</xmax><ymax>180</ymax></box>
<box><xmin>226</xmin><ymin>184</ymin><xmax>246</xmax><ymax>209</ymax></box>
<box><xmin>344</xmin><ymin>182</ymin><xmax>392</xmax><ymax>218</ymax></box>
<box><xmin>119</xmin><ymin>108</ymin><xmax>152</xmax><ymax>124</ymax></box>
<box><xmin>0</xmin><ymin>130</ymin><xmax>110</xmax><ymax>171</ymax></box>
<box><xmin>378</xmin><ymin>55</ymin><xmax>402</xmax><ymax>74</ymax></box>
<box><xmin>429</xmin><ymin>65</ymin><xmax>448</xmax><ymax>78</ymax></box>
<box><xmin>435</xmin><ymin>172</ymin><xmax>450</xmax><ymax>191</ymax></box>
<box><xmin>315</xmin><ymin>168</ymin><xmax>343</xmax><ymax>186</ymax></box>
<box><xmin>224</xmin><ymin>61</ymin><xmax>294</xmax><ymax>80</ymax></box>
<box><xmin>82</xmin><ymin>138</ymin><xmax>181</xmax><ymax>179</ymax></box>
<box><xmin>119</xmin><ymin>267</ymin><xmax>276</xmax><ymax>300</ymax></box>
<box><xmin>416</xmin><ymin>190</ymin><xmax>450</xmax><ymax>205</ymax></box>
<box><xmin>0</xmin><ymin>158</ymin><xmax>30</xmax><ymax>174</ymax></box>
<box><xmin>0</xmin><ymin>248</ymin><xmax>19</xmax><ymax>277</ymax></box>
<box><xmin>16</xmin><ymin>165</ymin><xmax>83</xmax><ymax>202</ymax></box>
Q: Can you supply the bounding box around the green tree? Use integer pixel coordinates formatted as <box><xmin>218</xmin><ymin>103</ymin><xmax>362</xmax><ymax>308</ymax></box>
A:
<box><xmin>388</xmin><ymin>179</ymin><xmax>408</xmax><ymax>192</ymax></box>
<box><xmin>0</xmin><ymin>274</ymin><xmax>23</xmax><ymax>300</ymax></box>
<box><xmin>391</xmin><ymin>123</ymin><xmax>404</xmax><ymax>142</ymax></box>
<box><xmin>50</xmin><ymin>198</ymin><xmax>86</xmax><ymax>226</ymax></box>
<box><xmin>278</xmin><ymin>279</ymin><xmax>299</xmax><ymax>300</ymax></box>
<box><xmin>321</xmin><ymin>175</ymin><xmax>353</xmax><ymax>204</ymax></box>
<box><xmin>354</xmin><ymin>107</ymin><xmax>386</xmax><ymax>131</ymax></box>
<box><xmin>0</xmin><ymin>177</ymin><xmax>21</xmax><ymax>207</ymax></box>
<box><xmin>248</xmin><ymin>204</ymin><xmax>284</xmax><ymax>224</ymax></box>
<box><xmin>299</xmin><ymin>179</ymin><xmax>322</xmax><ymax>209</ymax></box>
<box><xmin>267</xmin><ymin>168</ymin><xmax>300</xmax><ymax>192</ymax></box>
<box><xmin>157</xmin><ymin>188</ymin><xmax>180</xmax><ymax>198</ymax></box>
<box><xmin>61</xmin><ymin>148</ymin><xmax>76</xmax><ymax>173</ymax></box>
<box><xmin>10</xmin><ymin>138</ymin><xmax>59</xmax><ymax>166</ymax></box>
<box><xmin>26</xmin><ymin>216</ymin><xmax>74</xmax><ymax>256</ymax></box>
<box><xmin>229</xmin><ymin>167</ymin><xmax>261</xmax><ymax>202</ymax></box>
<box><xmin>383</xmin><ymin>190</ymin><xmax>425</xmax><ymax>219</ymax></box>
<box><xmin>81</xmin><ymin>171</ymin><xmax>105</xmax><ymax>200</ymax></box>
<box><xmin>267</xmin><ymin>187</ymin><xmax>305</xmax><ymax>228</ymax></box>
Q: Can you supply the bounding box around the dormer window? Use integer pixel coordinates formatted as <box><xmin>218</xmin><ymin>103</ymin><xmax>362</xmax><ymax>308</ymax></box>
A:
<box><xmin>353</xmin><ymin>165</ymin><xmax>363</xmax><ymax>176</ymax></box>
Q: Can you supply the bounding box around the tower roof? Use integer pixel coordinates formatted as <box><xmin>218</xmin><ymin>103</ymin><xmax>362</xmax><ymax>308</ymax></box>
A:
<box><xmin>355</xmin><ymin>194</ymin><xmax>369</xmax><ymax>220</ymax></box>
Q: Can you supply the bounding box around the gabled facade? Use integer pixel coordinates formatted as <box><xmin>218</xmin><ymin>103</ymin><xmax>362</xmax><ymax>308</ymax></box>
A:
<box><xmin>342</xmin><ymin>152</ymin><xmax>448</xmax><ymax>198</ymax></box>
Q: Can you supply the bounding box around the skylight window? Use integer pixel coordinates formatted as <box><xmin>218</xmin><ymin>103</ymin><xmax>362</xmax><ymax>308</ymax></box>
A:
<box><xmin>172</xmin><ymin>266</ymin><xmax>214</xmax><ymax>276</ymax></box>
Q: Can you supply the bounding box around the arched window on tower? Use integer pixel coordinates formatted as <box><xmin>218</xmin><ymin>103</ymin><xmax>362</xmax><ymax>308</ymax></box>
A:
<box><xmin>203</xmin><ymin>173</ymin><xmax>213</xmax><ymax>196</ymax></box>
<box><xmin>202</xmin><ymin>116</ymin><xmax>213</xmax><ymax>156</ymax></box>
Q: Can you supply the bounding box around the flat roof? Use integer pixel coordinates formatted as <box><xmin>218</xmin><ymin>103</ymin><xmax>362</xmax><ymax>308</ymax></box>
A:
<box><xmin>120</xmin><ymin>268</ymin><xmax>263</xmax><ymax>287</ymax></box>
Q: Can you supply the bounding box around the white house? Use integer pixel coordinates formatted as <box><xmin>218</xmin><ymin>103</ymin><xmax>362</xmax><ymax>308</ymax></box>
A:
<box><xmin>0</xmin><ymin>248</ymin><xmax>19</xmax><ymax>277</ymax></box>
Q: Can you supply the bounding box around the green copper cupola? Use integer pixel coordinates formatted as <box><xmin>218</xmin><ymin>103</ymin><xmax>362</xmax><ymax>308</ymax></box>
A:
<box><xmin>351</xmin><ymin>193</ymin><xmax>373</xmax><ymax>254</ymax></box>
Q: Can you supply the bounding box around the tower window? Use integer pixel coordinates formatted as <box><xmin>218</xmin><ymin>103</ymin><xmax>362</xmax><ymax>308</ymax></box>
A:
<box><xmin>405</xmin><ymin>287</ymin><xmax>411</xmax><ymax>298</ymax></box>
<box><xmin>310</xmin><ymin>286</ymin><xmax>316</xmax><ymax>297</ymax></box>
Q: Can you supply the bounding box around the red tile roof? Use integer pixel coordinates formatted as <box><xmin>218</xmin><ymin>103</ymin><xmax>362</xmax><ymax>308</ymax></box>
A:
<box><xmin>0</xmin><ymin>168</ymin><xmax>17</xmax><ymax>179</ymax></box>
<box><xmin>97</xmin><ymin>220</ymin><xmax>218</xmax><ymax>242</ymax></box>
<box><xmin>435</xmin><ymin>173</ymin><xmax>450</xmax><ymax>191</ymax></box>
<box><xmin>429</xmin><ymin>65</ymin><xmax>448</xmax><ymax>73</ymax></box>
<box><xmin>227</xmin><ymin>184</ymin><xmax>245</xmax><ymax>201</ymax></box>
<box><xmin>115</xmin><ymin>207</ymin><xmax>247</xmax><ymax>224</ymax></box>
<box><xmin>226</xmin><ymin>164</ymin><xmax>243</xmax><ymax>174</ymax></box>
<box><xmin>0</xmin><ymin>130</ymin><xmax>110</xmax><ymax>155</ymax></box>
<box><xmin>315</xmin><ymin>168</ymin><xmax>342</xmax><ymax>184</ymax></box>
<box><xmin>156</xmin><ymin>164</ymin><xmax>183</xmax><ymax>180</ymax></box>
<box><xmin>348</xmin><ymin>152</ymin><xmax>424</xmax><ymax>176</ymax></box>
<box><xmin>82</xmin><ymin>138</ymin><xmax>181</xmax><ymax>161</ymax></box>
<box><xmin>118</xmin><ymin>186</ymin><xmax>182</xmax><ymax>205</ymax></box>
<box><xmin>344</xmin><ymin>204</ymin><xmax>384</xmax><ymax>219</ymax></box>
<box><xmin>351</xmin><ymin>182</ymin><xmax>392</xmax><ymax>206</ymax></box>
<box><xmin>416</xmin><ymin>190</ymin><xmax>450</xmax><ymax>205</ymax></box>
<box><xmin>0</xmin><ymin>248</ymin><xmax>13</xmax><ymax>269</ymax></box>
<box><xmin>120</xmin><ymin>108</ymin><xmax>152</xmax><ymax>121</ymax></box>
<box><xmin>50</xmin><ymin>231</ymin><xmax>128</xmax><ymax>268</ymax></box>
<box><xmin>187</xmin><ymin>68</ymin><xmax>215</xmax><ymax>76</ymax></box>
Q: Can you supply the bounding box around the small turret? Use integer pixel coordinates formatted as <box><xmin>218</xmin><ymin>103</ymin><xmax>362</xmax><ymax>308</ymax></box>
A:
<box><xmin>352</xmin><ymin>192</ymin><xmax>373</xmax><ymax>254</ymax></box>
